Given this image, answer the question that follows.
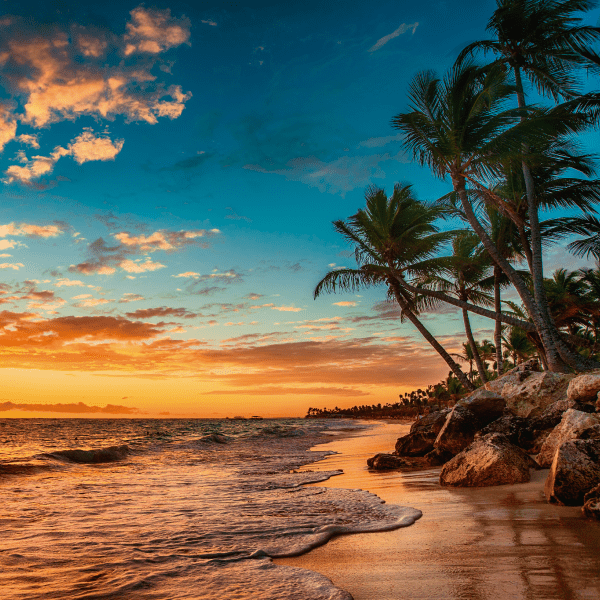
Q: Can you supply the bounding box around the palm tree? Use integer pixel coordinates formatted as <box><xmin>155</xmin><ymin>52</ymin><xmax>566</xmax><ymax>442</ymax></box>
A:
<box><xmin>422</xmin><ymin>231</ymin><xmax>494</xmax><ymax>382</ymax></box>
<box><xmin>455</xmin><ymin>0</ymin><xmax>600</xmax><ymax>370</ymax></box>
<box><xmin>314</xmin><ymin>184</ymin><xmax>475</xmax><ymax>391</ymax></box>
<box><xmin>392</xmin><ymin>62</ymin><xmax>598</xmax><ymax>372</ymax></box>
<box><xmin>503</xmin><ymin>326</ymin><xmax>536</xmax><ymax>366</ymax></box>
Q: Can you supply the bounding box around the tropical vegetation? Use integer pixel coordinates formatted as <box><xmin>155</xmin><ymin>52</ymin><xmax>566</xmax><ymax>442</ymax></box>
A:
<box><xmin>312</xmin><ymin>0</ymin><xmax>600</xmax><ymax>414</ymax></box>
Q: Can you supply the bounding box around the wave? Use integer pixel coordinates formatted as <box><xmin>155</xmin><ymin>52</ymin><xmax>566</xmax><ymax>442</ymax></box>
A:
<box><xmin>0</xmin><ymin>462</ymin><xmax>56</xmax><ymax>476</ymax></box>
<box><xmin>44</xmin><ymin>444</ymin><xmax>130</xmax><ymax>464</ymax></box>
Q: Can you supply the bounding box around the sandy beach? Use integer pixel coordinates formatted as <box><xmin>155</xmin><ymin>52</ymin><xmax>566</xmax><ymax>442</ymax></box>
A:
<box><xmin>276</xmin><ymin>421</ymin><xmax>600</xmax><ymax>600</ymax></box>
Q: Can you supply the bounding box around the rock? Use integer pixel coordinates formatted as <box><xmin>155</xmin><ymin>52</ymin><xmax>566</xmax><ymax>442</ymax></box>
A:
<box><xmin>424</xmin><ymin>447</ymin><xmax>453</xmax><ymax>466</ymax></box>
<box><xmin>544</xmin><ymin>439</ymin><xmax>600</xmax><ymax>505</ymax></box>
<box><xmin>439</xmin><ymin>433</ymin><xmax>538</xmax><ymax>487</ymax></box>
<box><xmin>395</xmin><ymin>410</ymin><xmax>449</xmax><ymax>457</ymax></box>
<box><xmin>457</xmin><ymin>389</ymin><xmax>506</xmax><ymax>424</ymax></box>
<box><xmin>581</xmin><ymin>424</ymin><xmax>600</xmax><ymax>440</ymax></box>
<box><xmin>367</xmin><ymin>453</ymin><xmax>411</xmax><ymax>470</ymax></box>
<box><xmin>597</xmin><ymin>392</ymin><xmax>600</xmax><ymax>413</ymax></box>
<box><xmin>477</xmin><ymin>415</ymin><xmax>532</xmax><ymax>448</ymax></box>
<box><xmin>530</xmin><ymin>398</ymin><xmax>588</xmax><ymax>432</ymax></box>
<box><xmin>567</xmin><ymin>372</ymin><xmax>600</xmax><ymax>404</ymax></box>
<box><xmin>484</xmin><ymin>371</ymin><xmax>575</xmax><ymax>419</ymax></box>
<box><xmin>434</xmin><ymin>406</ymin><xmax>480</xmax><ymax>456</ymax></box>
<box><xmin>537</xmin><ymin>409</ymin><xmax>600</xmax><ymax>468</ymax></box>
<box><xmin>583</xmin><ymin>484</ymin><xmax>600</xmax><ymax>519</ymax></box>
<box><xmin>48</xmin><ymin>445</ymin><xmax>130</xmax><ymax>464</ymax></box>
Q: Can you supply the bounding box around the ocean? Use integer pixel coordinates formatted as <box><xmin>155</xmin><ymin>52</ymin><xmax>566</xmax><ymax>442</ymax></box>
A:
<box><xmin>0</xmin><ymin>418</ymin><xmax>421</xmax><ymax>600</ymax></box>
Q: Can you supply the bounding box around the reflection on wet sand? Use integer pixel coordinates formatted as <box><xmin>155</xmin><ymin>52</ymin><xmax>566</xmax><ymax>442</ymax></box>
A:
<box><xmin>276</xmin><ymin>422</ymin><xmax>600</xmax><ymax>600</ymax></box>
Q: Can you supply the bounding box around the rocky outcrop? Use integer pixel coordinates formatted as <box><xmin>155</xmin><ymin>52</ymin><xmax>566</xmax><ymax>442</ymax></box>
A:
<box><xmin>583</xmin><ymin>484</ymin><xmax>600</xmax><ymax>519</ymax></box>
<box><xmin>456</xmin><ymin>389</ymin><xmax>506</xmax><ymax>422</ymax></box>
<box><xmin>484</xmin><ymin>371</ymin><xmax>574</xmax><ymax>419</ymax></box>
<box><xmin>537</xmin><ymin>409</ymin><xmax>600</xmax><ymax>468</ymax></box>
<box><xmin>424</xmin><ymin>447</ymin><xmax>454</xmax><ymax>466</ymax></box>
<box><xmin>439</xmin><ymin>433</ymin><xmax>538</xmax><ymax>487</ymax></box>
<box><xmin>567</xmin><ymin>372</ymin><xmax>600</xmax><ymax>404</ymax></box>
<box><xmin>434</xmin><ymin>406</ymin><xmax>480</xmax><ymax>455</ymax></box>
<box><xmin>545</xmin><ymin>439</ymin><xmax>600</xmax><ymax>505</ymax></box>
<box><xmin>395</xmin><ymin>409</ymin><xmax>449</xmax><ymax>457</ymax></box>
<box><xmin>434</xmin><ymin>392</ymin><xmax>505</xmax><ymax>456</ymax></box>
<box><xmin>477</xmin><ymin>415</ymin><xmax>532</xmax><ymax>448</ymax></box>
<box><xmin>48</xmin><ymin>445</ymin><xmax>130</xmax><ymax>464</ymax></box>
<box><xmin>367</xmin><ymin>453</ymin><xmax>424</xmax><ymax>470</ymax></box>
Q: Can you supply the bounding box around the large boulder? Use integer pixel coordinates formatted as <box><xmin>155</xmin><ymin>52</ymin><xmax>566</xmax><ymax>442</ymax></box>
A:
<box><xmin>367</xmin><ymin>453</ymin><xmax>426</xmax><ymax>470</ymax></box>
<box><xmin>433</xmin><ymin>392</ymin><xmax>505</xmax><ymax>457</ymax></box>
<box><xmin>567</xmin><ymin>371</ymin><xmax>600</xmax><ymax>404</ymax></box>
<box><xmin>433</xmin><ymin>406</ymin><xmax>480</xmax><ymax>456</ymax></box>
<box><xmin>544</xmin><ymin>439</ymin><xmax>600</xmax><ymax>505</ymax></box>
<box><xmin>456</xmin><ymin>389</ymin><xmax>506</xmax><ymax>423</ymax></box>
<box><xmin>537</xmin><ymin>409</ymin><xmax>600</xmax><ymax>468</ymax></box>
<box><xmin>484</xmin><ymin>371</ymin><xmax>574</xmax><ymax>419</ymax></box>
<box><xmin>395</xmin><ymin>409</ymin><xmax>449</xmax><ymax>457</ymax></box>
<box><xmin>439</xmin><ymin>433</ymin><xmax>538</xmax><ymax>487</ymax></box>
<box><xmin>477</xmin><ymin>414</ymin><xmax>532</xmax><ymax>448</ymax></box>
<box><xmin>583</xmin><ymin>484</ymin><xmax>600</xmax><ymax>519</ymax></box>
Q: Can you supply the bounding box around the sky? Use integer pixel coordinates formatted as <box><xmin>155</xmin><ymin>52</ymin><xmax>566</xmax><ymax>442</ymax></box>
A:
<box><xmin>0</xmin><ymin>0</ymin><xmax>598</xmax><ymax>418</ymax></box>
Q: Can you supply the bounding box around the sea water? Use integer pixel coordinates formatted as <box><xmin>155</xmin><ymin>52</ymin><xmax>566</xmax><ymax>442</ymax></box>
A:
<box><xmin>0</xmin><ymin>418</ymin><xmax>421</xmax><ymax>600</ymax></box>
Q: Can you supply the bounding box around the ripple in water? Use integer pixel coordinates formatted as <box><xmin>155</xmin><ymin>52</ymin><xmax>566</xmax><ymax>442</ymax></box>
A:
<box><xmin>0</xmin><ymin>418</ymin><xmax>421</xmax><ymax>600</ymax></box>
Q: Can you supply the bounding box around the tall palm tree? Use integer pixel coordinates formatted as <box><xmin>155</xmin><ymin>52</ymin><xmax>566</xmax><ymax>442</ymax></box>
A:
<box><xmin>422</xmin><ymin>231</ymin><xmax>494</xmax><ymax>382</ymax></box>
<box><xmin>314</xmin><ymin>184</ymin><xmax>475</xmax><ymax>391</ymax></box>
<box><xmin>392</xmin><ymin>62</ymin><xmax>598</xmax><ymax>372</ymax></box>
<box><xmin>455</xmin><ymin>0</ymin><xmax>600</xmax><ymax>369</ymax></box>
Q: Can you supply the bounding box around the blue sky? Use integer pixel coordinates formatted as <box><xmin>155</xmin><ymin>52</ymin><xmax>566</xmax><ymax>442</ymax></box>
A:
<box><xmin>0</xmin><ymin>0</ymin><xmax>598</xmax><ymax>417</ymax></box>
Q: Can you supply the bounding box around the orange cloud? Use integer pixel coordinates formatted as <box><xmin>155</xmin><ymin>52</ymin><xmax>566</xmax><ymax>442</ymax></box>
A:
<box><xmin>114</xmin><ymin>228</ymin><xmax>220</xmax><ymax>252</ymax></box>
<box><xmin>333</xmin><ymin>301</ymin><xmax>357</xmax><ymax>307</ymax></box>
<box><xmin>118</xmin><ymin>258</ymin><xmax>166</xmax><ymax>273</ymax></box>
<box><xmin>0</xmin><ymin>222</ymin><xmax>65</xmax><ymax>238</ymax></box>
<box><xmin>124</xmin><ymin>7</ymin><xmax>191</xmax><ymax>56</ymax></box>
<box><xmin>0</xmin><ymin>401</ymin><xmax>139</xmax><ymax>414</ymax></box>
<box><xmin>4</xmin><ymin>131</ymin><xmax>124</xmax><ymax>185</ymax></box>
<box><xmin>126</xmin><ymin>307</ymin><xmax>198</xmax><ymax>319</ymax></box>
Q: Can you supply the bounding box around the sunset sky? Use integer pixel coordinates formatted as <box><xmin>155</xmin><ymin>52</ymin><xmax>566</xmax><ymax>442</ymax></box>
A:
<box><xmin>0</xmin><ymin>0</ymin><xmax>598</xmax><ymax>418</ymax></box>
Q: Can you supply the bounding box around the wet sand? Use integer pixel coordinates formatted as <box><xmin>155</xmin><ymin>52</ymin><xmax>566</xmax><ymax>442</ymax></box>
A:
<box><xmin>276</xmin><ymin>421</ymin><xmax>600</xmax><ymax>600</ymax></box>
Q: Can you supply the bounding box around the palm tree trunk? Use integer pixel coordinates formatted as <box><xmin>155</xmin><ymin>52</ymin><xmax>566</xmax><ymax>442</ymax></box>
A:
<box><xmin>494</xmin><ymin>266</ymin><xmax>503</xmax><ymax>374</ymax></box>
<box><xmin>513</xmin><ymin>66</ymin><xmax>598</xmax><ymax>373</ymax></box>
<box><xmin>389</xmin><ymin>280</ymin><xmax>475</xmax><ymax>391</ymax></box>
<box><xmin>463</xmin><ymin>307</ymin><xmax>488</xmax><ymax>382</ymax></box>
<box><xmin>396</xmin><ymin>275</ymin><xmax>596</xmax><ymax>351</ymax></box>
<box><xmin>453</xmin><ymin>177</ymin><xmax>571</xmax><ymax>372</ymax></box>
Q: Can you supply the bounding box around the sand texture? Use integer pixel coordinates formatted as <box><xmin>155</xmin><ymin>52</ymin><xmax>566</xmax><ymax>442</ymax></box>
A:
<box><xmin>276</xmin><ymin>422</ymin><xmax>600</xmax><ymax>600</ymax></box>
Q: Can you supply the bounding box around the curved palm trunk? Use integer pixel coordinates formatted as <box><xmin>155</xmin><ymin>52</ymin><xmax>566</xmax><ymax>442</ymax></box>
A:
<box><xmin>389</xmin><ymin>280</ymin><xmax>475</xmax><ymax>391</ymax></box>
<box><xmin>453</xmin><ymin>178</ymin><xmax>571</xmax><ymax>372</ymax></box>
<box><xmin>493</xmin><ymin>266</ymin><xmax>504</xmax><ymax>374</ymax></box>
<box><xmin>462</xmin><ymin>306</ymin><xmax>488</xmax><ymax>382</ymax></box>
<box><xmin>396</xmin><ymin>275</ymin><xmax>596</xmax><ymax>351</ymax></box>
<box><xmin>513</xmin><ymin>66</ymin><xmax>598</xmax><ymax>373</ymax></box>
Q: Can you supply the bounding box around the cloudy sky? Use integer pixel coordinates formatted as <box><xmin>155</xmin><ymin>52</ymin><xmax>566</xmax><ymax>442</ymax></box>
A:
<box><xmin>0</xmin><ymin>0</ymin><xmax>597</xmax><ymax>418</ymax></box>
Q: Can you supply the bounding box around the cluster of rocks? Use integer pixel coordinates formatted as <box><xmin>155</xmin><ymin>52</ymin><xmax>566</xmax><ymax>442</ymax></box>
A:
<box><xmin>368</xmin><ymin>361</ymin><xmax>600</xmax><ymax>519</ymax></box>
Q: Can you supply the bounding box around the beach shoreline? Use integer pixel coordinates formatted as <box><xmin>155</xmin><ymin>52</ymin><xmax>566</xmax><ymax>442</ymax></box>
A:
<box><xmin>276</xmin><ymin>421</ymin><xmax>600</xmax><ymax>600</ymax></box>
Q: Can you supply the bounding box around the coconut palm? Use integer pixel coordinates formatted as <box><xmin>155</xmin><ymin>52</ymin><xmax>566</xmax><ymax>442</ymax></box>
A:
<box><xmin>314</xmin><ymin>184</ymin><xmax>475</xmax><ymax>390</ymax></box>
<box><xmin>503</xmin><ymin>326</ymin><xmax>537</xmax><ymax>366</ymax></box>
<box><xmin>454</xmin><ymin>0</ymin><xmax>600</xmax><ymax>370</ymax></box>
<box><xmin>392</xmin><ymin>62</ymin><xmax>598</xmax><ymax>372</ymax></box>
<box><xmin>421</xmin><ymin>231</ymin><xmax>494</xmax><ymax>382</ymax></box>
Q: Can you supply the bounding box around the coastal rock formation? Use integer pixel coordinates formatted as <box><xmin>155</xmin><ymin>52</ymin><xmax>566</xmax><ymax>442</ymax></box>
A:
<box><xmin>439</xmin><ymin>433</ymin><xmax>537</xmax><ymax>487</ymax></box>
<box><xmin>395</xmin><ymin>409</ymin><xmax>449</xmax><ymax>456</ymax></box>
<box><xmin>424</xmin><ymin>447</ymin><xmax>453</xmax><ymax>466</ymax></box>
<box><xmin>567</xmin><ymin>372</ymin><xmax>600</xmax><ymax>404</ymax></box>
<box><xmin>367</xmin><ymin>453</ymin><xmax>412</xmax><ymax>470</ymax></box>
<box><xmin>583</xmin><ymin>484</ymin><xmax>600</xmax><ymax>519</ymax></box>
<box><xmin>537</xmin><ymin>409</ymin><xmax>600</xmax><ymax>468</ymax></box>
<box><xmin>544</xmin><ymin>439</ymin><xmax>600</xmax><ymax>505</ymax></box>
<box><xmin>476</xmin><ymin>415</ymin><xmax>532</xmax><ymax>448</ymax></box>
<box><xmin>484</xmin><ymin>371</ymin><xmax>574</xmax><ymax>419</ymax></box>
<box><xmin>433</xmin><ymin>406</ymin><xmax>480</xmax><ymax>455</ymax></box>
<box><xmin>457</xmin><ymin>389</ymin><xmax>506</xmax><ymax>423</ymax></box>
<box><xmin>48</xmin><ymin>445</ymin><xmax>130</xmax><ymax>464</ymax></box>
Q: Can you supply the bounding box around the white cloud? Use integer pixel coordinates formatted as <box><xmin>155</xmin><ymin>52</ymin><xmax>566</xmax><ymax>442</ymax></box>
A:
<box><xmin>368</xmin><ymin>22</ymin><xmax>419</xmax><ymax>53</ymax></box>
